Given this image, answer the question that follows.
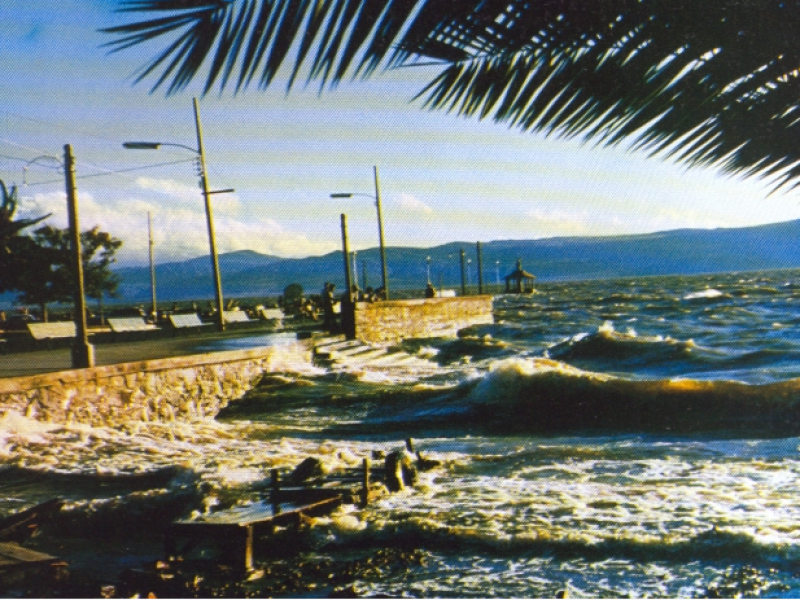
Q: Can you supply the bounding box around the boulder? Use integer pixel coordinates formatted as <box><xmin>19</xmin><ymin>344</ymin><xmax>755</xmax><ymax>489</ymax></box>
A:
<box><xmin>384</xmin><ymin>450</ymin><xmax>417</xmax><ymax>492</ymax></box>
<box><xmin>288</xmin><ymin>457</ymin><xmax>325</xmax><ymax>485</ymax></box>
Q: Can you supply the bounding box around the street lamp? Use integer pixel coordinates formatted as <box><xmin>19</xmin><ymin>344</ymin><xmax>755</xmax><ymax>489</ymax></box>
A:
<box><xmin>426</xmin><ymin>255</ymin><xmax>431</xmax><ymax>284</ymax></box>
<box><xmin>330</xmin><ymin>165</ymin><xmax>389</xmax><ymax>299</ymax></box>
<box><xmin>123</xmin><ymin>98</ymin><xmax>233</xmax><ymax>332</ymax></box>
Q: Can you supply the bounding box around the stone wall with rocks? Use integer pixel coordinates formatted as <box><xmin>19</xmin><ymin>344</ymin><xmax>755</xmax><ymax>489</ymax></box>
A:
<box><xmin>0</xmin><ymin>344</ymin><xmax>311</xmax><ymax>427</ymax></box>
<box><xmin>352</xmin><ymin>295</ymin><xmax>494</xmax><ymax>344</ymax></box>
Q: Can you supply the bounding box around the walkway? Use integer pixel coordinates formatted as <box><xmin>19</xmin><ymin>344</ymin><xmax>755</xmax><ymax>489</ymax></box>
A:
<box><xmin>0</xmin><ymin>327</ymin><xmax>304</xmax><ymax>379</ymax></box>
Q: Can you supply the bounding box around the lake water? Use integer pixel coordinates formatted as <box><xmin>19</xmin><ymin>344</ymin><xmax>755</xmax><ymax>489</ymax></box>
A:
<box><xmin>5</xmin><ymin>269</ymin><xmax>800</xmax><ymax>597</ymax></box>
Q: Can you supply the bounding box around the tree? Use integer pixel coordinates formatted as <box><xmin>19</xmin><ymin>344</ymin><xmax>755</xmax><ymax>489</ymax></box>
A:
<box><xmin>104</xmin><ymin>1</ymin><xmax>800</xmax><ymax>190</ymax></box>
<box><xmin>15</xmin><ymin>226</ymin><xmax>122</xmax><ymax>322</ymax></box>
<box><xmin>0</xmin><ymin>179</ymin><xmax>49</xmax><ymax>292</ymax></box>
<box><xmin>283</xmin><ymin>283</ymin><xmax>303</xmax><ymax>303</ymax></box>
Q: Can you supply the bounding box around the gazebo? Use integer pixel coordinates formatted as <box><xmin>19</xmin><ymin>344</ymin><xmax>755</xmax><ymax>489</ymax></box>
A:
<box><xmin>504</xmin><ymin>260</ymin><xmax>536</xmax><ymax>293</ymax></box>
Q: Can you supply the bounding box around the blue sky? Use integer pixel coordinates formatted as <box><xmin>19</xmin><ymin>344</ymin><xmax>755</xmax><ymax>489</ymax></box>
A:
<box><xmin>2</xmin><ymin>1</ymin><xmax>799</xmax><ymax>268</ymax></box>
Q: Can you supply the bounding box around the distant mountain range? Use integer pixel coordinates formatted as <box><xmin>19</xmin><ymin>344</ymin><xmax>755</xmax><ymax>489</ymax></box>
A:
<box><xmin>110</xmin><ymin>219</ymin><xmax>800</xmax><ymax>303</ymax></box>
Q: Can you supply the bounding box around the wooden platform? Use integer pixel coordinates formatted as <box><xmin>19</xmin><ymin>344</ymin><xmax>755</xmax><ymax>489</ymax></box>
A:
<box><xmin>0</xmin><ymin>541</ymin><xmax>65</xmax><ymax>590</ymax></box>
<box><xmin>165</xmin><ymin>460</ymin><xmax>380</xmax><ymax>572</ymax></box>
<box><xmin>0</xmin><ymin>542</ymin><xmax>59</xmax><ymax>570</ymax></box>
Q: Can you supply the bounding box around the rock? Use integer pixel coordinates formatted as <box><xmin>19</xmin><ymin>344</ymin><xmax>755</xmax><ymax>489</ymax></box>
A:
<box><xmin>384</xmin><ymin>450</ymin><xmax>417</xmax><ymax>492</ymax></box>
<box><xmin>416</xmin><ymin>452</ymin><xmax>441</xmax><ymax>472</ymax></box>
<box><xmin>288</xmin><ymin>457</ymin><xmax>325</xmax><ymax>485</ymax></box>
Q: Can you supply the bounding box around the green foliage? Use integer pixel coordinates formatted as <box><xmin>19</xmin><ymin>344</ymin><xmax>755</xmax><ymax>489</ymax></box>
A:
<box><xmin>283</xmin><ymin>282</ymin><xmax>303</xmax><ymax>302</ymax></box>
<box><xmin>104</xmin><ymin>1</ymin><xmax>800</xmax><ymax>190</ymax></box>
<box><xmin>14</xmin><ymin>225</ymin><xmax>123</xmax><ymax>319</ymax></box>
<box><xmin>0</xmin><ymin>179</ymin><xmax>50</xmax><ymax>292</ymax></box>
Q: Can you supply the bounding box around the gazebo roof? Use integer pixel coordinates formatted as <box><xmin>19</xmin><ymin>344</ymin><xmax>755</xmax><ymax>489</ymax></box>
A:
<box><xmin>505</xmin><ymin>260</ymin><xmax>536</xmax><ymax>281</ymax></box>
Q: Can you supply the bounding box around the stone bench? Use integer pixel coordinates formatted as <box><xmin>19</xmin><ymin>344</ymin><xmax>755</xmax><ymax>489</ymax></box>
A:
<box><xmin>108</xmin><ymin>317</ymin><xmax>157</xmax><ymax>333</ymax></box>
<box><xmin>27</xmin><ymin>322</ymin><xmax>76</xmax><ymax>340</ymax></box>
<box><xmin>259</xmin><ymin>308</ymin><xmax>284</xmax><ymax>328</ymax></box>
<box><xmin>223</xmin><ymin>310</ymin><xmax>250</xmax><ymax>324</ymax></box>
<box><xmin>168</xmin><ymin>313</ymin><xmax>210</xmax><ymax>335</ymax></box>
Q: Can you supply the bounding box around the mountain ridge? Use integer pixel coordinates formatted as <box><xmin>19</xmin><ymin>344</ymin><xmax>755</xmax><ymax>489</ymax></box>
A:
<box><xmin>110</xmin><ymin>219</ymin><xmax>800</xmax><ymax>302</ymax></box>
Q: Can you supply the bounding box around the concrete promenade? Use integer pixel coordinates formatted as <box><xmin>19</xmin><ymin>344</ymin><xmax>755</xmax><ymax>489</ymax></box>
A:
<box><xmin>0</xmin><ymin>326</ymin><xmax>305</xmax><ymax>379</ymax></box>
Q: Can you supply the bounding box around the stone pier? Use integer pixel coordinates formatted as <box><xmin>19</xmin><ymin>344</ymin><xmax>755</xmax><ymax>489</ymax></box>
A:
<box><xmin>347</xmin><ymin>295</ymin><xmax>494</xmax><ymax>344</ymax></box>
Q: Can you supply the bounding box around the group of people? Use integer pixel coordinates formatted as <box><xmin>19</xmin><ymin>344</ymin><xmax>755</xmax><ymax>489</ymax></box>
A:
<box><xmin>319</xmin><ymin>282</ymin><xmax>387</xmax><ymax>331</ymax></box>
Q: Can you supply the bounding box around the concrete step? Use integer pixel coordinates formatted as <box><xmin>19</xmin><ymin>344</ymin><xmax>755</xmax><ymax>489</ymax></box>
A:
<box><xmin>317</xmin><ymin>339</ymin><xmax>363</xmax><ymax>352</ymax></box>
<box><xmin>364</xmin><ymin>351</ymin><xmax>417</xmax><ymax>365</ymax></box>
<box><xmin>333</xmin><ymin>343</ymin><xmax>376</xmax><ymax>357</ymax></box>
<box><xmin>342</xmin><ymin>348</ymin><xmax>389</xmax><ymax>364</ymax></box>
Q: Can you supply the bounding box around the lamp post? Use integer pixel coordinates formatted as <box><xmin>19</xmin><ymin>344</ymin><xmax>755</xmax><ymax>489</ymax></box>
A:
<box><xmin>426</xmin><ymin>255</ymin><xmax>431</xmax><ymax>284</ymax></box>
<box><xmin>330</xmin><ymin>165</ymin><xmax>389</xmax><ymax>299</ymax></box>
<box><xmin>123</xmin><ymin>98</ymin><xmax>233</xmax><ymax>332</ymax></box>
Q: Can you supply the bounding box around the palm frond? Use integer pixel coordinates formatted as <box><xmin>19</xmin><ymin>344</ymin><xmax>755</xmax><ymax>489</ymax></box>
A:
<box><xmin>104</xmin><ymin>0</ymin><xmax>800</xmax><ymax>189</ymax></box>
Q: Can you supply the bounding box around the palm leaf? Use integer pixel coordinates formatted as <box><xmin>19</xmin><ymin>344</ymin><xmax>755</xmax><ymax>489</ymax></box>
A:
<box><xmin>104</xmin><ymin>0</ymin><xmax>800</xmax><ymax>189</ymax></box>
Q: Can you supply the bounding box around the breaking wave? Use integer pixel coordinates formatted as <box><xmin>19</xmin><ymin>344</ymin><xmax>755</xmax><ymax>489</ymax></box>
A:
<box><xmin>462</xmin><ymin>357</ymin><xmax>800</xmax><ymax>436</ymax></box>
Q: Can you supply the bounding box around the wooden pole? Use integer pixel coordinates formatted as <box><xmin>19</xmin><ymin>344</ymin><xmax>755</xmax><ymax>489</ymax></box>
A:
<box><xmin>361</xmin><ymin>457</ymin><xmax>370</xmax><ymax>508</ymax></box>
<box><xmin>193</xmin><ymin>98</ymin><xmax>225</xmax><ymax>332</ymax></box>
<box><xmin>341</xmin><ymin>214</ymin><xmax>353</xmax><ymax>301</ymax></box>
<box><xmin>374</xmin><ymin>166</ymin><xmax>389</xmax><ymax>299</ymax></box>
<box><xmin>63</xmin><ymin>144</ymin><xmax>94</xmax><ymax>369</ymax></box>
<box><xmin>460</xmin><ymin>248</ymin><xmax>467</xmax><ymax>296</ymax></box>
<box><xmin>270</xmin><ymin>469</ymin><xmax>281</xmax><ymax>515</ymax></box>
<box><xmin>476</xmin><ymin>241</ymin><xmax>484</xmax><ymax>294</ymax></box>
<box><xmin>148</xmin><ymin>212</ymin><xmax>157</xmax><ymax>322</ymax></box>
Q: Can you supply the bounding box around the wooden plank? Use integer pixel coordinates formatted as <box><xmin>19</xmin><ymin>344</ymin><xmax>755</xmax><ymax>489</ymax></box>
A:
<box><xmin>0</xmin><ymin>542</ymin><xmax>58</xmax><ymax>570</ymax></box>
<box><xmin>27</xmin><ymin>322</ymin><xmax>75</xmax><ymax>340</ymax></box>
<box><xmin>0</xmin><ymin>499</ymin><xmax>64</xmax><ymax>543</ymax></box>
<box><xmin>166</xmin><ymin>496</ymin><xmax>343</xmax><ymax>572</ymax></box>
<box><xmin>271</xmin><ymin>487</ymin><xmax>346</xmax><ymax>505</ymax></box>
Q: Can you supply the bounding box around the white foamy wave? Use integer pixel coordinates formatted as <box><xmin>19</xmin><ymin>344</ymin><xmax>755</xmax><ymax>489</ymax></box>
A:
<box><xmin>466</xmin><ymin>357</ymin><xmax>610</xmax><ymax>405</ymax></box>
<box><xmin>683</xmin><ymin>288</ymin><xmax>728</xmax><ymax>300</ymax></box>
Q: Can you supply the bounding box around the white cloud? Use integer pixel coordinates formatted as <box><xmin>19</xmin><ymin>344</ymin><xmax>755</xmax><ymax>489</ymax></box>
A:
<box><xmin>652</xmin><ymin>208</ymin><xmax>734</xmax><ymax>230</ymax></box>
<box><xmin>15</xmin><ymin>187</ymin><xmax>334</xmax><ymax>267</ymax></box>
<box><xmin>135</xmin><ymin>177</ymin><xmax>242</xmax><ymax>214</ymax></box>
<box><xmin>526</xmin><ymin>208</ymin><xmax>595</xmax><ymax>236</ymax></box>
<box><xmin>395</xmin><ymin>193</ymin><xmax>433</xmax><ymax>215</ymax></box>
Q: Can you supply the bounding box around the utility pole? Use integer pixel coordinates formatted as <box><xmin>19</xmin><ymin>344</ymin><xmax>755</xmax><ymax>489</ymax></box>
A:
<box><xmin>340</xmin><ymin>214</ymin><xmax>353</xmax><ymax>301</ymax></box>
<box><xmin>148</xmin><ymin>212</ymin><xmax>157</xmax><ymax>322</ymax></box>
<box><xmin>460</xmin><ymin>248</ymin><xmax>467</xmax><ymax>296</ymax></box>
<box><xmin>361</xmin><ymin>260</ymin><xmax>368</xmax><ymax>290</ymax></box>
<box><xmin>374</xmin><ymin>166</ymin><xmax>388</xmax><ymax>300</ymax></box>
<box><xmin>194</xmin><ymin>98</ymin><xmax>225</xmax><ymax>332</ymax></box>
<box><xmin>352</xmin><ymin>250</ymin><xmax>358</xmax><ymax>290</ymax></box>
<box><xmin>63</xmin><ymin>144</ymin><xmax>95</xmax><ymax>369</ymax></box>
<box><xmin>476</xmin><ymin>241</ymin><xmax>484</xmax><ymax>294</ymax></box>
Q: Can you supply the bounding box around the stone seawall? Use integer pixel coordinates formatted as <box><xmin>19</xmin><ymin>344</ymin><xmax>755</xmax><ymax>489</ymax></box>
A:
<box><xmin>352</xmin><ymin>295</ymin><xmax>494</xmax><ymax>344</ymax></box>
<box><xmin>0</xmin><ymin>343</ymin><xmax>311</xmax><ymax>427</ymax></box>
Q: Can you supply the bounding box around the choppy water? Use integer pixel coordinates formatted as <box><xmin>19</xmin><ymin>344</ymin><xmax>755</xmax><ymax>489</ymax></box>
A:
<box><xmin>6</xmin><ymin>269</ymin><xmax>800</xmax><ymax>597</ymax></box>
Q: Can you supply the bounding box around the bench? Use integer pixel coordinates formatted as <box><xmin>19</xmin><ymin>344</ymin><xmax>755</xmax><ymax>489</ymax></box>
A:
<box><xmin>258</xmin><ymin>308</ymin><xmax>284</xmax><ymax>328</ymax></box>
<box><xmin>168</xmin><ymin>313</ymin><xmax>210</xmax><ymax>335</ymax></box>
<box><xmin>222</xmin><ymin>310</ymin><xmax>250</xmax><ymax>324</ymax></box>
<box><xmin>107</xmin><ymin>317</ymin><xmax>157</xmax><ymax>333</ymax></box>
<box><xmin>27</xmin><ymin>322</ymin><xmax>76</xmax><ymax>340</ymax></box>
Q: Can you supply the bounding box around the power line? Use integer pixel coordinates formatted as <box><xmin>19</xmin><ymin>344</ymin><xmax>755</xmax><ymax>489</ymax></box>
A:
<box><xmin>22</xmin><ymin>158</ymin><xmax>195</xmax><ymax>187</ymax></box>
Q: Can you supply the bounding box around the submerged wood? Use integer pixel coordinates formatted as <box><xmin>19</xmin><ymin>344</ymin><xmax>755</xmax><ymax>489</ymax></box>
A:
<box><xmin>0</xmin><ymin>499</ymin><xmax>64</xmax><ymax>544</ymax></box>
